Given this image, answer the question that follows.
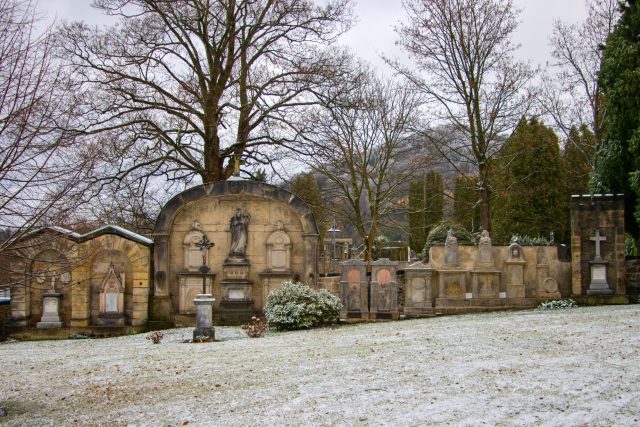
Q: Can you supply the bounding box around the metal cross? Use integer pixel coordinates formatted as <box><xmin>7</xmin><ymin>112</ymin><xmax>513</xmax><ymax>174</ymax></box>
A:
<box><xmin>590</xmin><ymin>229</ymin><xmax>607</xmax><ymax>260</ymax></box>
<box><xmin>195</xmin><ymin>234</ymin><xmax>214</xmax><ymax>267</ymax></box>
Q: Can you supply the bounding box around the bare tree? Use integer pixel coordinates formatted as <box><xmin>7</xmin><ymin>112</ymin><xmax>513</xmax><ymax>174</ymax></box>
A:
<box><xmin>391</xmin><ymin>0</ymin><xmax>535</xmax><ymax>231</ymax></box>
<box><xmin>543</xmin><ymin>0</ymin><xmax>619</xmax><ymax>158</ymax></box>
<box><xmin>0</xmin><ymin>0</ymin><xmax>91</xmax><ymax>251</ymax></box>
<box><xmin>58</xmin><ymin>0</ymin><xmax>352</xmax><ymax>190</ymax></box>
<box><xmin>298</xmin><ymin>67</ymin><xmax>426</xmax><ymax>261</ymax></box>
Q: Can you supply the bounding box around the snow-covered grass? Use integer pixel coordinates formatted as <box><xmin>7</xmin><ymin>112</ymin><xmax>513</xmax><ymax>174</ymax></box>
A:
<box><xmin>2</xmin><ymin>305</ymin><xmax>640</xmax><ymax>426</ymax></box>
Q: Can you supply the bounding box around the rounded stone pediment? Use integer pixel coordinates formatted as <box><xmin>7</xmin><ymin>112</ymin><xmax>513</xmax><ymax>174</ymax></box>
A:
<box><xmin>153</xmin><ymin>180</ymin><xmax>319</xmax><ymax>236</ymax></box>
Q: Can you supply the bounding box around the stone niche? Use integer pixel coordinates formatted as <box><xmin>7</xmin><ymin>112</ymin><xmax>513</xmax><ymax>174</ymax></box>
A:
<box><xmin>177</xmin><ymin>219</ymin><xmax>216</xmax><ymax>314</ymax></box>
<box><xmin>339</xmin><ymin>259</ymin><xmax>368</xmax><ymax>320</ymax></box>
<box><xmin>96</xmin><ymin>263</ymin><xmax>126</xmax><ymax>326</ymax></box>
<box><xmin>260</xmin><ymin>221</ymin><xmax>296</xmax><ymax>304</ymax></box>
<box><xmin>370</xmin><ymin>258</ymin><xmax>399</xmax><ymax>320</ymax></box>
<box><xmin>505</xmin><ymin>242</ymin><xmax>527</xmax><ymax>299</ymax></box>
<box><xmin>152</xmin><ymin>180</ymin><xmax>319</xmax><ymax>325</ymax></box>
<box><xmin>403</xmin><ymin>261</ymin><xmax>435</xmax><ymax>317</ymax></box>
<box><xmin>570</xmin><ymin>194</ymin><xmax>627</xmax><ymax>303</ymax></box>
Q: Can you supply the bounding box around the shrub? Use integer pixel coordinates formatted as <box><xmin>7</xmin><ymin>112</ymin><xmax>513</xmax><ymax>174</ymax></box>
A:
<box><xmin>242</xmin><ymin>316</ymin><xmax>268</xmax><ymax>338</ymax></box>
<box><xmin>510</xmin><ymin>234</ymin><xmax>553</xmax><ymax>246</ymax></box>
<box><xmin>538</xmin><ymin>299</ymin><xmax>578</xmax><ymax>310</ymax></box>
<box><xmin>264</xmin><ymin>281</ymin><xmax>342</xmax><ymax>331</ymax></box>
<box><xmin>422</xmin><ymin>220</ymin><xmax>474</xmax><ymax>260</ymax></box>
<box><xmin>146</xmin><ymin>331</ymin><xmax>164</xmax><ymax>344</ymax></box>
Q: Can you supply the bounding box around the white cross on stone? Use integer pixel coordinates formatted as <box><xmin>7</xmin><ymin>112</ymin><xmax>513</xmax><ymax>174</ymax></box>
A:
<box><xmin>590</xmin><ymin>229</ymin><xmax>607</xmax><ymax>260</ymax></box>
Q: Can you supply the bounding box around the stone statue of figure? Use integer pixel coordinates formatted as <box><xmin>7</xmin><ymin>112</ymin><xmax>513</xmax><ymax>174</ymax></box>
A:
<box><xmin>478</xmin><ymin>229</ymin><xmax>494</xmax><ymax>267</ymax></box>
<box><xmin>229</xmin><ymin>208</ymin><xmax>250</xmax><ymax>258</ymax></box>
<box><xmin>444</xmin><ymin>229</ymin><xmax>459</xmax><ymax>267</ymax></box>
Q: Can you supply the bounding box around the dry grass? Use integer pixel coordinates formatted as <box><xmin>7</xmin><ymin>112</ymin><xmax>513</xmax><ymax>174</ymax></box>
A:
<box><xmin>1</xmin><ymin>305</ymin><xmax>639</xmax><ymax>426</ymax></box>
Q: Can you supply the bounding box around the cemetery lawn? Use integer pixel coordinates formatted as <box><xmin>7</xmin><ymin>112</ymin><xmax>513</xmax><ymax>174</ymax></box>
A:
<box><xmin>1</xmin><ymin>305</ymin><xmax>639</xmax><ymax>426</ymax></box>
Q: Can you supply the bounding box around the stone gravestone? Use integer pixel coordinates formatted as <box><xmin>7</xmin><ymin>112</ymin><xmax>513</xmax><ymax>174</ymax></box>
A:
<box><xmin>37</xmin><ymin>276</ymin><xmax>63</xmax><ymax>329</ymax></box>
<box><xmin>339</xmin><ymin>259</ymin><xmax>368</xmax><ymax>320</ymax></box>
<box><xmin>587</xmin><ymin>229</ymin><xmax>612</xmax><ymax>295</ymax></box>
<box><xmin>403</xmin><ymin>261</ymin><xmax>435</xmax><ymax>317</ymax></box>
<box><xmin>96</xmin><ymin>263</ymin><xmax>126</xmax><ymax>326</ymax></box>
<box><xmin>435</xmin><ymin>230</ymin><xmax>469</xmax><ymax>313</ymax></box>
<box><xmin>370</xmin><ymin>258</ymin><xmax>399</xmax><ymax>320</ymax></box>
<box><xmin>505</xmin><ymin>241</ymin><xmax>526</xmax><ymax>299</ymax></box>
<box><xmin>471</xmin><ymin>230</ymin><xmax>501</xmax><ymax>299</ymax></box>
<box><xmin>537</xmin><ymin>247</ymin><xmax>561</xmax><ymax>300</ymax></box>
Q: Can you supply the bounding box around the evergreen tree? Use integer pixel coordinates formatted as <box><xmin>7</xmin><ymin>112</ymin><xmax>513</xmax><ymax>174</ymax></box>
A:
<box><xmin>492</xmin><ymin>117</ymin><xmax>567</xmax><ymax>242</ymax></box>
<box><xmin>408</xmin><ymin>179</ymin><xmax>426</xmax><ymax>253</ymax></box>
<box><xmin>563</xmin><ymin>125</ymin><xmax>596</xmax><ymax>197</ymax></box>
<box><xmin>597</xmin><ymin>0</ymin><xmax>640</xmax><ymax>235</ymax></box>
<box><xmin>453</xmin><ymin>175</ymin><xmax>480</xmax><ymax>233</ymax></box>
<box><xmin>424</xmin><ymin>171</ymin><xmax>444</xmax><ymax>234</ymax></box>
<box><xmin>291</xmin><ymin>173</ymin><xmax>328</xmax><ymax>253</ymax></box>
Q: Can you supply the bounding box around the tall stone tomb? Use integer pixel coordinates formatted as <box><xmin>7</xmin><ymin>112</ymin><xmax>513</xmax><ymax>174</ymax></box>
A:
<box><xmin>152</xmin><ymin>180</ymin><xmax>319</xmax><ymax>325</ymax></box>
<box><xmin>570</xmin><ymin>194</ymin><xmax>627</xmax><ymax>303</ymax></box>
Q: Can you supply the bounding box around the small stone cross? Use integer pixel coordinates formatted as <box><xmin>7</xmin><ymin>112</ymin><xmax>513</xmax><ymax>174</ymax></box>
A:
<box><xmin>195</xmin><ymin>234</ymin><xmax>214</xmax><ymax>267</ymax></box>
<box><xmin>590</xmin><ymin>229</ymin><xmax>607</xmax><ymax>260</ymax></box>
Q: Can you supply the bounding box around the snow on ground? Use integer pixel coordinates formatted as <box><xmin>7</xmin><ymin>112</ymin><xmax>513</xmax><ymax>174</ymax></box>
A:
<box><xmin>1</xmin><ymin>305</ymin><xmax>639</xmax><ymax>426</ymax></box>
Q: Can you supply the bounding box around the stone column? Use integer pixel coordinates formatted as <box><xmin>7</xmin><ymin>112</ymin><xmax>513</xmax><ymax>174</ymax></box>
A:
<box><xmin>302</xmin><ymin>233</ymin><xmax>319</xmax><ymax>287</ymax></box>
<box><xmin>193</xmin><ymin>294</ymin><xmax>215</xmax><ymax>341</ymax></box>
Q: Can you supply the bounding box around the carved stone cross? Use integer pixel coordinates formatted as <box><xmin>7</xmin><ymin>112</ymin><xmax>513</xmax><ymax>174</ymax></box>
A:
<box><xmin>590</xmin><ymin>229</ymin><xmax>607</xmax><ymax>260</ymax></box>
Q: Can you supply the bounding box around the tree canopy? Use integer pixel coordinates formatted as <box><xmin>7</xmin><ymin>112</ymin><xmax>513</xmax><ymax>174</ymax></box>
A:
<box><xmin>492</xmin><ymin>117</ymin><xmax>567</xmax><ymax>242</ymax></box>
<box><xmin>59</xmin><ymin>0</ymin><xmax>352</xmax><ymax>189</ymax></box>
<box><xmin>597</xmin><ymin>0</ymin><xmax>640</xmax><ymax>235</ymax></box>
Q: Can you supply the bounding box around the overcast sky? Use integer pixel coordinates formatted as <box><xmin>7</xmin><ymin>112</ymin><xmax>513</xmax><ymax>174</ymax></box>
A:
<box><xmin>40</xmin><ymin>0</ymin><xmax>589</xmax><ymax>71</ymax></box>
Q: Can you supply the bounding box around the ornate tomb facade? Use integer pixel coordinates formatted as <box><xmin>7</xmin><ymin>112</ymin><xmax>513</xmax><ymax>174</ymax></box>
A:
<box><xmin>152</xmin><ymin>180</ymin><xmax>319</xmax><ymax>325</ymax></box>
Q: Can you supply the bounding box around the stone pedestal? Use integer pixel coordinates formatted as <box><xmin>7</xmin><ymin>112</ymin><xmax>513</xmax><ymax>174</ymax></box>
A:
<box><xmin>435</xmin><ymin>269</ymin><xmax>469</xmax><ymax>312</ymax></box>
<box><xmin>404</xmin><ymin>262</ymin><xmax>435</xmax><ymax>317</ymax></box>
<box><xmin>193</xmin><ymin>294</ymin><xmax>215</xmax><ymax>341</ymax></box>
<box><xmin>221</xmin><ymin>262</ymin><xmax>253</xmax><ymax>302</ymax></box>
<box><xmin>587</xmin><ymin>260</ymin><xmax>612</xmax><ymax>295</ymax></box>
<box><xmin>471</xmin><ymin>270</ymin><xmax>501</xmax><ymax>299</ymax></box>
<box><xmin>37</xmin><ymin>292</ymin><xmax>63</xmax><ymax>328</ymax></box>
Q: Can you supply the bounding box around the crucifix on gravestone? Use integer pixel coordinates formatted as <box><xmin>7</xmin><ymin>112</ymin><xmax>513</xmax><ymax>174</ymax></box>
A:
<box><xmin>590</xmin><ymin>229</ymin><xmax>607</xmax><ymax>261</ymax></box>
<box><xmin>195</xmin><ymin>234</ymin><xmax>214</xmax><ymax>293</ymax></box>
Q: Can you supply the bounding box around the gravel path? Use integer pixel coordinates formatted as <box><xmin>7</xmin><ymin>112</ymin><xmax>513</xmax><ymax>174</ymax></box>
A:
<box><xmin>1</xmin><ymin>305</ymin><xmax>639</xmax><ymax>426</ymax></box>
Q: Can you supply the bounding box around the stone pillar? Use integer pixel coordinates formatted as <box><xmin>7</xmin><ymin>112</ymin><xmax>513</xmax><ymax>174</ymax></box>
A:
<box><xmin>70</xmin><ymin>250</ymin><xmax>90</xmax><ymax>327</ymax></box>
<box><xmin>151</xmin><ymin>233</ymin><xmax>172</xmax><ymax>321</ymax></box>
<box><xmin>193</xmin><ymin>294</ymin><xmax>215</xmax><ymax>341</ymax></box>
<box><xmin>303</xmin><ymin>233</ymin><xmax>319</xmax><ymax>286</ymax></box>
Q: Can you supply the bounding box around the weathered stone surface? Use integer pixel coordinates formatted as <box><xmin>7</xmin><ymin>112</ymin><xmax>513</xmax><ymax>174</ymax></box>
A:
<box><xmin>570</xmin><ymin>194</ymin><xmax>626</xmax><ymax>298</ymax></box>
